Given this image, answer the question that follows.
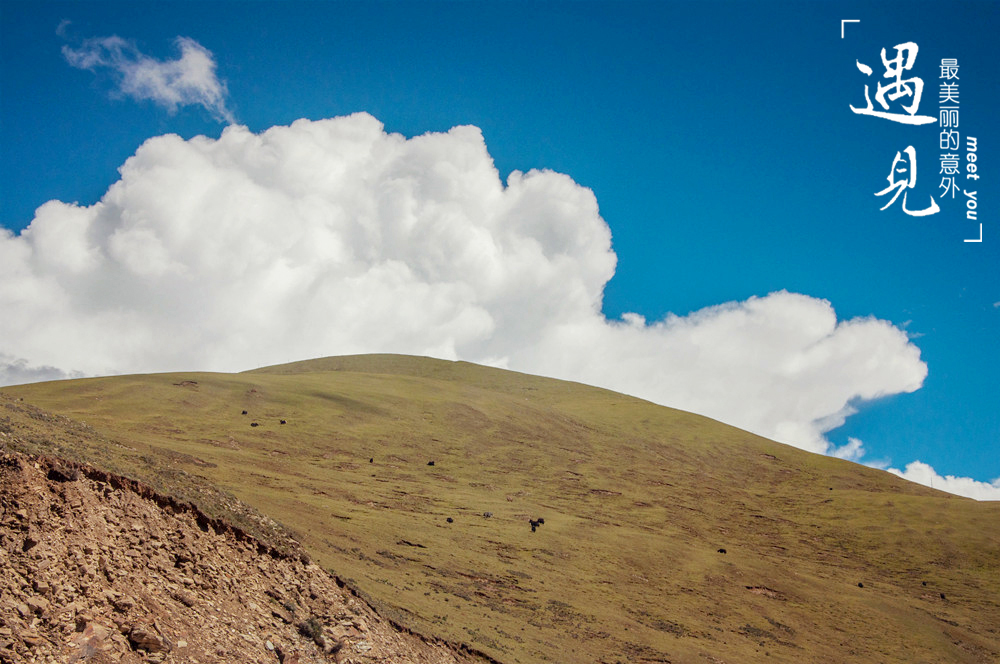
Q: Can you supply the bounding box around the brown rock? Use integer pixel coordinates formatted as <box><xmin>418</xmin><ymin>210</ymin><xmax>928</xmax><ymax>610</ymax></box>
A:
<box><xmin>59</xmin><ymin>599</ymin><xmax>81</xmax><ymax>616</ymax></box>
<box><xmin>272</xmin><ymin>605</ymin><xmax>294</xmax><ymax>624</ymax></box>
<box><xmin>82</xmin><ymin>623</ymin><xmax>111</xmax><ymax>641</ymax></box>
<box><xmin>76</xmin><ymin>612</ymin><xmax>95</xmax><ymax>631</ymax></box>
<box><xmin>71</xmin><ymin>622</ymin><xmax>112</xmax><ymax>658</ymax></box>
<box><xmin>112</xmin><ymin>596</ymin><xmax>136</xmax><ymax>612</ymax></box>
<box><xmin>21</xmin><ymin>533</ymin><xmax>39</xmax><ymax>551</ymax></box>
<box><xmin>25</xmin><ymin>595</ymin><xmax>49</xmax><ymax>615</ymax></box>
<box><xmin>127</xmin><ymin>624</ymin><xmax>165</xmax><ymax>652</ymax></box>
<box><xmin>171</xmin><ymin>589</ymin><xmax>196</xmax><ymax>607</ymax></box>
<box><xmin>47</xmin><ymin>464</ymin><xmax>80</xmax><ymax>482</ymax></box>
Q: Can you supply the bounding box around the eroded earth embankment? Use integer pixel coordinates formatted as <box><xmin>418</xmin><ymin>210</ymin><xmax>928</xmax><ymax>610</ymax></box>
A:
<box><xmin>0</xmin><ymin>447</ymin><xmax>491</xmax><ymax>664</ymax></box>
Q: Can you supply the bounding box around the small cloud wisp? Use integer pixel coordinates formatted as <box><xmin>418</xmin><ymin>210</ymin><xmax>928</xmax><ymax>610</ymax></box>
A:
<box><xmin>63</xmin><ymin>35</ymin><xmax>235</xmax><ymax>123</ymax></box>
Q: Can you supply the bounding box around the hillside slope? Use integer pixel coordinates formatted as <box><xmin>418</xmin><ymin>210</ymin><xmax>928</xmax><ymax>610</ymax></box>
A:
<box><xmin>0</xmin><ymin>446</ymin><xmax>488</xmax><ymax>664</ymax></box>
<box><xmin>3</xmin><ymin>354</ymin><xmax>999</xmax><ymax>664</ymax></box>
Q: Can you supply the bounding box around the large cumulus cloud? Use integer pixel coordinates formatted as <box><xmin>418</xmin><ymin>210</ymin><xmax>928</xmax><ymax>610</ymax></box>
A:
<box><xmin>2</xmin><ymin>115</ymin><xmax>614</xmax><ymax>378</ymax></box>
<box><xmin>6</xmin><ymin>113</ymin><xmax>983</xmax><ymax>496</ymax></box>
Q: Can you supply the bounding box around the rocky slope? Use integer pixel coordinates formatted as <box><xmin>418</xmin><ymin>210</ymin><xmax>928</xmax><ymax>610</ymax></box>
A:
<box><xmin>0</xmin><ymin>448</ymin><xmax>490</xmax><ymax>664</ymax></box>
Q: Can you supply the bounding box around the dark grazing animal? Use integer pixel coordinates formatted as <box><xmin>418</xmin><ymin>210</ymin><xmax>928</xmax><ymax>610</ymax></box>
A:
<box><xmin>446</xmin><ymin>517</ymin><xmax>454</xmax><ymax>523</ymax></box>
<box><xmin>250</xmin><ymin>422</ymin><xmax>259</xmax><ymax>427</ymax></box>
<box><xmin>280</xmin><ymin>419</ymin><xmax>286</xmax><ymax>424</ymax></box>
<box><xmin>242</xmin><ymin>410</ymin><xmax>248</xmax><ymax>415</ymax></box>
<box><xmin>717</xmin><ymin>548</ymin><xmax>727</xmax><ymax>554</ymax></box>
<box><xmin>427</xmin><ymin>461</ymin><xmax>435</xmax><ymax>466</ymax></box>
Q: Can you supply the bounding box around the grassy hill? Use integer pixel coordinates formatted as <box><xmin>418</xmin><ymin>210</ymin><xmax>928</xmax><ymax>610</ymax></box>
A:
<box><xmin>2</xmin><ymin>354</ymin><xmax>998</xmax><ymax>663</ymax></box>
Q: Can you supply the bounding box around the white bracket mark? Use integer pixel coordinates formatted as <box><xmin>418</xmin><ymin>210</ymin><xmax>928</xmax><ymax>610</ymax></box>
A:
<box><xmin>964</xmin><ymin>224</ymin><xmax>983</xmax><ymax>243</ymax></box>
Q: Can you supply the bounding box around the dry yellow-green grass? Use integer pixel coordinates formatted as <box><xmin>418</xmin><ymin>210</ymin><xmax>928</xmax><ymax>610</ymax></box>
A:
<box><xmin>3</xmin><ymin>354</ymin><xmax>998</xmax><ymax>664</ymax></box>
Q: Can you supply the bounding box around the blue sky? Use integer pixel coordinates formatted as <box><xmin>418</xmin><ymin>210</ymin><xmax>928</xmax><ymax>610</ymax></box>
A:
<box><xmin>1</xmin><ymin>1</ymin><xmax>997</xmax><ymax>495</ymax></box>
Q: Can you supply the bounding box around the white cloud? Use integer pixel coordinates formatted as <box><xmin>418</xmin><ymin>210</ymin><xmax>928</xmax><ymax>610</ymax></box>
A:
<box><xmin>831</xmin><ymin>437</ymin><xmax>866</xmax><ymax>462</ymax></box>
<box><xmin>513</xmin><ymin>292</ymin><xmax>927</xmax><ymax>457</ymax></box>
<box><xmin>887</xmin><ymin>461</ymin><xmax>1000</xmax><ymax>501</ymax></box>
<box><xmin>0</xmin><ymin>115</ymin><xmax>610</xmax><ymax>382</ymax></box>
<box><xmin>63</xmin><ymin>35</ymin><xmax>234</xmax><ymax>123</ymax></box>
<box><xmin>4</xmin><ymin>112</ymin><xmax>989</xmax><ymax>498</ymax></box>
